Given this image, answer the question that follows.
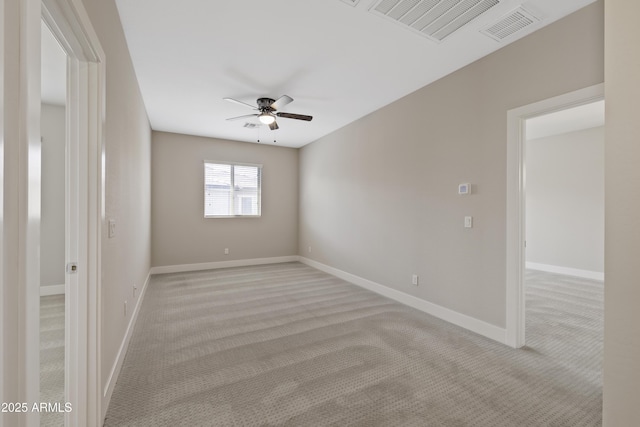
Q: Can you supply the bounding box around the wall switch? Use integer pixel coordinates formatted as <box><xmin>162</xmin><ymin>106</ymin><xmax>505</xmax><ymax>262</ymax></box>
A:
<box><xmin>133</xmin><ymin>284</ymin><xmax>137</xmax><ymax>298</ymax></box>
<box><xmin>308</xmin><ymin>246</ymin><xmax>312</xmax><ymax>253</ymax></box>
<box><xmin>224</xmin><ymin>248</ymin><xmax>229</xmax><ymax>255</ymax></box>
<box><xmin>464</xmin><ymin>216</ymin><xmax>473</xmax><ymax>228</ymax></box>
<box><xmin>124</xmin><ymin>300</ymin><xmax>127</xmax><ymax>317</ymax></box>
<box><xmin>412</xmin><ymin>274</ymin><xmax>419</xmax><ymax>286</ymax></box>
<box><xmin>108</xmin><ymin>219</ymin><xmax>116</xmax><ymax>238</ymax></box>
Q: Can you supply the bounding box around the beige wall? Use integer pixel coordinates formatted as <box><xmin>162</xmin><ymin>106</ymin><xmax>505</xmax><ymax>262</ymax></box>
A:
<box><xmin>40</xmin><ymin>103</ymin><xmax>66</xmax><ymax>287</ymax></box>
<box><xmin>152</xmin><ymin>132</ymin><xmax>298</xmax><ymax>267</ymax></box>
<box><xmin>603</xmin><ymin>0</ymin><xmax>640</xmax><ymax>424</ymax></box>
<box><xmin>526</xmin><ymin>126</ymin><xmax>604</xmax><ymax>274</ymax></box>
<box><xmin>299</xmin><ymin>2</ymin><xmax>604</xmax><ymax>329</ymax></box>
<box><xmin>80</xmin><ymin>0</ymin><xmax>152</xmax><ymax>414</ymax></box>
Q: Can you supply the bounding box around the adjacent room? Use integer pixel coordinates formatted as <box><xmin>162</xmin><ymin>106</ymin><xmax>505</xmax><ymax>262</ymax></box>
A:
<box><xmin>5</xmin><ymin>0</ymin><xmax>640</xmax><ymax>426</ymax></box>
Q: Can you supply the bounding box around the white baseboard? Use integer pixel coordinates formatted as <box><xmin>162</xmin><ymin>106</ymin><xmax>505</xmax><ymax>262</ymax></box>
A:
<box><xmin>298</xmin><ymin>257</ymin><xmax>507</xmax><ymax>345</ymax></box>
<box><xmin>526</xmin><ymin>262</ymin><xmax>604</xmax><ymax>281</ymax></box>
<box><xmin>103</xmin><ymin>270</ymin><xmax>152</xmax><ymax>405</ymax></box>
<box><xmin>40</xmin><ymin>284</ymin><xmax>65</xmax><ymax>296</ymax></box>
<box><xmin>149</xmin><ymin>255</ymin><xmax>300</xmax><ymax>275</ymax></box>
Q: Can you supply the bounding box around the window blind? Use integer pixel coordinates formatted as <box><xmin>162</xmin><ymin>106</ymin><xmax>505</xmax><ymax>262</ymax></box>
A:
<box><xmin>204</xmin><ymin>162</ymin><xmax>261</xmax><ymax>217</ymax></box>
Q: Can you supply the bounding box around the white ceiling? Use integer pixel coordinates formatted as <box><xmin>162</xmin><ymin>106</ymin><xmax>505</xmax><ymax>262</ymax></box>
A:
<box><xmin>526</xmin><ymin>100</ymin><xmax>605</xmax><ymax>140</ymax></box>
<box><xmin>114</xmin><ymin>0</ymin><xmax>597</xmax><ymax>148</ymax></box>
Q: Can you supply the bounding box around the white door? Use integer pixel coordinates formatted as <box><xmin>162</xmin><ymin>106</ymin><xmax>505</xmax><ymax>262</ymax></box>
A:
<box><xmin>3</xmin><ymin>0</ymin><xmax>105</xmax><ymax>426</ymax></box>
<box><xmin>40</xmin><ymin>20</ymin><xmax>69</xmax><ymax>427</ymax></box>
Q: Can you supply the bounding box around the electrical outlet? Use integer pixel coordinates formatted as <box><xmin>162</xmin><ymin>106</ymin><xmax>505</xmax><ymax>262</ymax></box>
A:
<box><xmin>124</xmin><ymin>300</ymin><xmax>127</xmax><ymax>317</ymax></box>
<box><xmin>224</xmin><ymin>248</ymin><xmax>229</xmax><ymax>255</ymax></box>
<box><xmin>412</xmin><ymin>274</ymin><xmax>419</xmax><ymax>286</ymax></box>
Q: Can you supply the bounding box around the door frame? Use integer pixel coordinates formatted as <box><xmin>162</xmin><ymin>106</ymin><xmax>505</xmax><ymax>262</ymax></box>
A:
<box><xmin>2</xmin><ymin>0</ymin><xmax>104</xmax><ymax>425</ymax></box>
<box><xmin>505</xmin><ymin>83</ymin><xmax>604</xmax><ymax>348</ymax></box>
<box><xmin>43</xmin><ymin>1</ymin><xmax>105</xmax><ymax>424</ymax></box>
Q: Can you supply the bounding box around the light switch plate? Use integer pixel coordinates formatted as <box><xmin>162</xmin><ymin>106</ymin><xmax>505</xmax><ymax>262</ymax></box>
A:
<box><xmin>108</xmin><ymin>219</ymin><xmax>116</xmax><ymax>238</ymax></box>
<box><xmin>464</xmin><ymin>216</ymin><xmax>473</xmax><ymax>228</ymax></box>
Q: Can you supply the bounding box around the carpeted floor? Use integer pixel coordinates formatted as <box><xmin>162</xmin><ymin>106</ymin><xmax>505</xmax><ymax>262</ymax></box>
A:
<box><xmin>104</xmin><ymin>263</ymin><xmax>603</xmax><ymax>426</ymax></box>
<box><xmin>524</xmin><ymin>269</ymin><xmax>603</xmax><ymax>391</ymax></box>
<box><xmin>40</xmin><ymin>294</ymin><xmax>65</xmax><ymax>427</ymax></box>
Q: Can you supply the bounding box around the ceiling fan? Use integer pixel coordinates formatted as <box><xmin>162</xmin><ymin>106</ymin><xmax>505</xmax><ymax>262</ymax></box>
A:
<box><xmin>224</xmin><ymin>95</ymin><xmax>312</xmax><ymax>130</ymax></box>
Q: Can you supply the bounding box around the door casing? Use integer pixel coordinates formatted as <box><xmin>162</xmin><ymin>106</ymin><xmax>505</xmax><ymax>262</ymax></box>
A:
<box><xmin>505</xmin><ymin>83</ymin><xmax>604</xmax><ymax>348</ymax></box>
<box><xmin>2</xmin><ymin>0</ymin><xmax>105</xmax><ymax>425</ymax></box>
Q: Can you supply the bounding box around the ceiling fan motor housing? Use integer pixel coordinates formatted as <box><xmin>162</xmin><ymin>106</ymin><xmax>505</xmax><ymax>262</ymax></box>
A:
<box><xmin>257</xmin><ymin>98</ymin><xmax>276</xmax><ymax>111</ymax></box>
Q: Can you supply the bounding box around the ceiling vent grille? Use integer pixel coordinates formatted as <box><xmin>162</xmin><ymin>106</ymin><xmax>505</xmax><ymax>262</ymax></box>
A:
<box><xmin>370</xmin><ymin>0</ymin><xmax>500</xmax><ymax>42</ymax></box>
<box><xmin>481</xmin><ymin>7</ymin><xmax>539</xmax><ymax>41</ymax></box>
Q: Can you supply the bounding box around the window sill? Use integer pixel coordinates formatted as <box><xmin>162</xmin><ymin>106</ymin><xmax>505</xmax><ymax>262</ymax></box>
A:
<box><xmin>204</xmin><ymin>215</ymin><xmax>262</xmax><ymax>219</ymax></box>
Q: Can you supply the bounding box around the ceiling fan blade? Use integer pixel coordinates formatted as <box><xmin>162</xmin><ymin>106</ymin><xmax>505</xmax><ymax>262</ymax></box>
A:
<box><xmin>269</xmin><ymin>121</ymin><xmax>279</xmax><ymax>131</ymax></box>
<box><xmin>223</xmin><ymin>97</ymin><xmax>257</xmax><ymax>110</ymax></box>
<box><xmin>270</xmin><ymin>95</ymin><xmax>293</xmax><ymax>111</ymax></box>
<box><xmin>226</xmin><ymin>114</ymin><xmax>258</xmax><ymax>121</ymax></box>
<box><xmin>276</xmin><ymin>112</ymin><xmax>313</xmax><ymax>121</ymax></box>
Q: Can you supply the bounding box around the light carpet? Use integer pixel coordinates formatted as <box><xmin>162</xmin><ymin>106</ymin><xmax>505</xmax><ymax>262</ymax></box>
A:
<box><xmin>104</xmin><ymin>263</ymin><xmax>602</xmax><ymax>426</ymax></box>
<box><xmin>40</xmin><ymin>294</ymin><xmax>65</xmax><ymax>427</ymax></box>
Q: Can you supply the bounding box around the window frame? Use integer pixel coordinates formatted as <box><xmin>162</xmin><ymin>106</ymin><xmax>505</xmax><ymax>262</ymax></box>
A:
<box><xmin>203</xmin><ymin>160</ymin><xmax>262</xmax><ymax>218</ymax></box>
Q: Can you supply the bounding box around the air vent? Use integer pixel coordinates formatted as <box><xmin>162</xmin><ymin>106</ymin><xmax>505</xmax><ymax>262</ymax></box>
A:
<box><xmin>243</xmin><ymin>123</ymin><xmax>260</xmax><ymax>129</ymax></box>
<box><xmin>481</xmin><ymin>7</ymin><xmax>539</xmax><ymax>41</ymax></box>
<box><xmin>370</xmin><ymin>0</ymin><xmax>500</xmax><ymax>42</ymax></box>
<box><xmin>340</xmin><ymin>0</ymin><xmax>361</xmax><ymax>6</ymax></box>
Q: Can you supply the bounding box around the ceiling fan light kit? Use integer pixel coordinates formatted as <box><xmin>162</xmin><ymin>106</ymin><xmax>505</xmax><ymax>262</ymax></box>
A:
<box><xmin>224</xmin><ymin>95</ymin><xmax>312</xmax><ymax>132</ymax></box>
<box><xmin>258</xmin><ymin>111</ymin><xmax>276</xmax><ymax>125</ymax></box>
<box><xmin>258</xmin><ymin>112</ymin><xmax>276</xmax><ymax>125</ymax></box>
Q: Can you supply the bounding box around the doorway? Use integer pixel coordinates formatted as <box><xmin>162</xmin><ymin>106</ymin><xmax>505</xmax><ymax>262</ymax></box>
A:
<box><xmin>40</xmin><ymin>18</ymin><xmax>67</xmax><ymax>427</ymax></box>
<box><xmin>524</xmin><ymin>101</ymin><xmax>605</xmax><ymax>280</ymax></box>
<box><xmin>505</xmin><ymin>83</ymin><xmax>604</xmax><ymax>348</ymax></box>
<box><xmin>10</xmin><ymin>0</ymin><xmax>106</xmax><ymax>425</ymax></box>
<box><xmin>522</xmin><ymin>101</ymin><xmax>604</xmax><ymax>386</ymax></box>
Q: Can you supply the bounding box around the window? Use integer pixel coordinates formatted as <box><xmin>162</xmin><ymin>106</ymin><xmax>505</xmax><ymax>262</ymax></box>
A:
<box><xmin>204</xmin><ymin>162</ymin><xmax>262</xmax><ymax>217</ymax></box>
